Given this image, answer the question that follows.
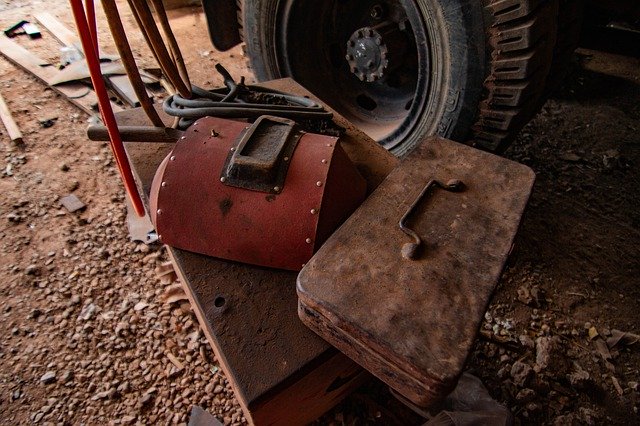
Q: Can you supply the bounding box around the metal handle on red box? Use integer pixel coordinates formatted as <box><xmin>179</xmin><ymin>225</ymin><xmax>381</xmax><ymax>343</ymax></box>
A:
<box><xmin>69</xmin><ymin>0</ymin><xmax>146</xmax><ymax>217</ymax></box>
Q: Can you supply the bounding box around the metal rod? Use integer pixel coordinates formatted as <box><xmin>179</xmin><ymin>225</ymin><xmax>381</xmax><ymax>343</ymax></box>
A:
<box><xmin>101</xmin><ymin>0</ymin><xmax>164</xmax><ymax>127</ymax></box>
<box><xmin>70</xmin><ymin>0</ymin><xmax>146</xmax><ymax>217</ymax></box>
<box><xmin>88</xmin><ymin>125</ymin><xmax>183</xmax><ymax>142</ymax></box>
<box><xmin>84</xmin><ymin>0</ymin><xmax>99</xmax><ymax>57</ymax></box>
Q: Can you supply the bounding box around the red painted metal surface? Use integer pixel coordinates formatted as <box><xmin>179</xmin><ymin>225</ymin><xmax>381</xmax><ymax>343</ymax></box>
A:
<box><xmin>150</xmin><ymin>116</ymin><xmax>366</xmax><ymax>271</ymax></box>
<box><xmin>70</xmin><ymin>0</ymin><xmax>145</xmax><ymax>216</ymax></box>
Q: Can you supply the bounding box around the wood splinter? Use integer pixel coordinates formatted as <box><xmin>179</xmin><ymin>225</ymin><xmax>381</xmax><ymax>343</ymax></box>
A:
<box><xmin>0</xmin><ymin>91</ymin><xmax>23</xmax><ymax>145</ymax></box>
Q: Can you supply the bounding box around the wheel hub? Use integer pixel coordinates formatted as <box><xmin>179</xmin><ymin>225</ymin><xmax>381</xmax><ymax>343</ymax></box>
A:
<box><xmin>345</xmin><ymin>27</ymin><xmax>389</xmax><ymax>82</ymax></box>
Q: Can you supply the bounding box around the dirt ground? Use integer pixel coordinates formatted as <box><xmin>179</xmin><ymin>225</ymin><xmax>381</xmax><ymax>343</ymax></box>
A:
<box><xmin>0</xmin><ymin>1</ymin><xmax>638</xmax><ymax>425</ymax></box>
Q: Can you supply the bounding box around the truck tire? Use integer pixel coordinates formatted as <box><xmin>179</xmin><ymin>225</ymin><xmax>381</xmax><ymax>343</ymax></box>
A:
<box><xmin>242</xmin><ymin>0</ymin><xmax>577</xmax><ymax>155</ymax></box>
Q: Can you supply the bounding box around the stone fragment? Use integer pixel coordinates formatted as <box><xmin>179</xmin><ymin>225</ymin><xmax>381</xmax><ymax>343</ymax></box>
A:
<box><xmin>511</xmin><ymin>361</ymin><xmax>532</xmax><ymax>387</ymax></box>
<box><xmin>40</xmin><ymin>371</ymin><xmax>56</xmax><ymax>384</ymax></box>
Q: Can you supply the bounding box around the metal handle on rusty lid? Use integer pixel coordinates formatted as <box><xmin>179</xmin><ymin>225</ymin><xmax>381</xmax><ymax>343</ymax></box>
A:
<box><xmin>399</xmin><ymin>178</ymin><xmax>464</xmax><ymax>260</ymax></box>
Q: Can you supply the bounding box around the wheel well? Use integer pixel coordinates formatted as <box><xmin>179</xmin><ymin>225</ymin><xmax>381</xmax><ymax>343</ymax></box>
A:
<box><xmin>202</xmin><ymin>0</ymin><xmax>242</xmax><ymax>51</ymax></box>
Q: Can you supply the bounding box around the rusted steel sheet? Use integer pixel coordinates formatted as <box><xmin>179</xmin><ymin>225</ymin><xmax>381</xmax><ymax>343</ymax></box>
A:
<box><xmin>150</xmin><ymin>116</ymin><xmax>365</xmax><ymax>271</ymax></box>
<box><xmin>297</xmin><ymin>137</ymin><xmax>535</xmax><ymax>408</ymax></box>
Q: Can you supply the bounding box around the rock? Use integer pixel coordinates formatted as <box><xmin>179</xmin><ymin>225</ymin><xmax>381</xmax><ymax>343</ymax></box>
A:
<box><xmin>516</xmin><ymin>388</ymin><xmax>536</xmax><ymax>403</ymax></box>
<box><xmin>6</xmin><ymin>212</ymin><xmax>23</xmax><ymax>223</ymax></box>
<box><xmin>38</xmin><ymin>117</ymin><xmax>58</xmax><ymax>128</ymax></box>
<box><xmin>67</xmin><ymin>180</ymin><xmax>80</xmax><ymax>192</ymax></box>
<box><xmin>121</xmin><ymin>415</ymin><xmax>136</xmax><ymax>424</ymax></box>
<box><xmin>535</xmin><ymin>336</ymin><xmax>565</xmax><ymax>372</ymax></box>
<box><xmin>133</xmin><ymin>301</ymin><xmax>149</xmax><ymax>311</ymax></box>
<box><xmin>517</xmin><ymin>286</ymin><xmax>532</xmax><ymax>305</ymax></box>
<box><xmin>511</xmin><ymin>361</ymin><xmax>533</xmax><ymax>387</ymax></box>
<box><xmin>140</xmin><ymin>393</ymin><xmax>154</xmax><ymax>407</ymax></box>
<box><xmin>91</xmin><ymin>387</ymin><xmax>116</xmax><ymax>400</ymax></box>
<box><xmin>40</xmin><ymin>371</ymin><xmax>56</xmax><ymax>384</ymax></box>
<box><xmin>519</xmin><ymin>334</ymin><xmax>535</xmax><ymax>349</ymax></box>
<box><xmin>567</xmin><ymin>365</ymin><xmax>591</xmax><ymax>389</ymax></box>
<box><xmin>578</xmin><ymin>407</ymin><xmax>599</xmax><ymax>425</ymax></box>
<box><xmin>25</xmin><ymin>264</ymin><xmax>40</xmax><ymax>276</ymax></box>
<box><xmin>61</xmin><ymin>370</ymin><xmax>74</xmax><ymax>383</ymax></box>
<box><xmin>78</xmin><ymin>303</ymin><xmax>96</xmax><ymax>320</ymax></box>
<box><xmin>560</xmin><ymin>152</ymin><xmax>582</xmax><ymax>162</ymax></box>
<box><xmin>213</xmin><ymin>385</ymin><xmax>224</xmax><ymax>394</ymax></box>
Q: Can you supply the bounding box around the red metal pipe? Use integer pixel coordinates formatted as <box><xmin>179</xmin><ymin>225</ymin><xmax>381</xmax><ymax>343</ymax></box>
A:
<box><xmin>84</xmin><ymin>0</ymin><xmax>99</xmax><ymax>58</ymax></box>
<box><xmin>69</xmin><ymin>0</ymin><xmax>146</xmax><ymax>217</ymax></box>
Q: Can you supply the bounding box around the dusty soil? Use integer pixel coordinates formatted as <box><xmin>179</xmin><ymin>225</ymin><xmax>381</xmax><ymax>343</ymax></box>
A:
<box><xmin>0</xmin><ymin>1</ymin><xmax>638</xmax><ymax>425</ymax></box>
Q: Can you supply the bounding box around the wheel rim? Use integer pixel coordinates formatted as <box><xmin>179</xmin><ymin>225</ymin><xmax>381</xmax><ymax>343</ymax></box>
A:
<box><xmin>277</xmin><ymin>0</ymin><xmax>436</xmax><ymax>151</ymax></box>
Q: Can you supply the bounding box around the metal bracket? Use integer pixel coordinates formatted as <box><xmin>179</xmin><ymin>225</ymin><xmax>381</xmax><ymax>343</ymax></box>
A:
<box><xmin>399</xmin><ymin>179</ymin><xmax>464</xmax><ymax>260</ymax></box>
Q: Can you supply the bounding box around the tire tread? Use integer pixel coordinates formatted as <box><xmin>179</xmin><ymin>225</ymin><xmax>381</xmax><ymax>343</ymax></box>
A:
<box><xmin>473</xmin><ymin>0</ymin><xmax>558</xmax><ymax>151</ymax></box>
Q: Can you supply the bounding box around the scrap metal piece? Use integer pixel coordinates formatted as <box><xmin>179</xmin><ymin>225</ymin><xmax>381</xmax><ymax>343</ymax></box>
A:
<box><xmin>297</xmin><ymin>137</ymin><xmax>535</xmax><ymax>408</ymax></box>
<box><xmin>188</xmin><ymin>405</ymin><xmax>223</xmax><ymax>426</ymax></box>
<box><xmin>60</xmin><ymin>194</ymin><xmax>86</xmax><ymax>213</ymax></box>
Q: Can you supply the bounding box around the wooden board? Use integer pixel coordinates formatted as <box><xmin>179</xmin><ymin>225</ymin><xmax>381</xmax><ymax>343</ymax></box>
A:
<box><xmin>0</xmin><ymin>90</ymin><xmax>22</xmax><ymax>143</ymax></box>
<box><xmin>0</xmin><ymin>35</ymin><xmax>122</xmax><ymax>115</ymax></box>
<box><xmin>34</xmin><ymin>12</ymin><xmax>113</xmax><ymax>59</ymax></box>
<box><xmin>117</xmin><ymin>79</ymin><xmax>396</xmax><ymax>425</ymax></box>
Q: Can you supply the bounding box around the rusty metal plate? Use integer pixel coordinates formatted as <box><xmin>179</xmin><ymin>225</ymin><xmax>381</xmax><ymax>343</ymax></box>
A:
<box><xmin>297</xmin><ymin>137</ymin><xmax>535</xmax><ymax>408</ymax></box>
<box><xmin>150</xmin><ymin>116</ymin><xmax>365</xmax><ymax>271</ymax></box>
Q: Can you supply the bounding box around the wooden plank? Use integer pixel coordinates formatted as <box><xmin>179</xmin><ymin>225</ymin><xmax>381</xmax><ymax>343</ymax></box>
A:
<box><xmin>0</xmin><ymin>34</ymin><xmax>55</xmax><ymax>80</ymax></box>
<box><xmin>0</xmin><ymin>90</ymin><xmax>22</xmax><ymax>144</ymax></box>
<box><xmin>34</xmin><ymin>12</ymin><xmax>78</xmax><ymax>47</ymax></box>
<box><xmin>33</xmin><ymin>12</ymin><xmax>112</xmax><ymax>59</ymax></box>
<box><xmin>0</xmin><ymin>35</ymin><xmax>122</xmax><ymax>115</ymax></box>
